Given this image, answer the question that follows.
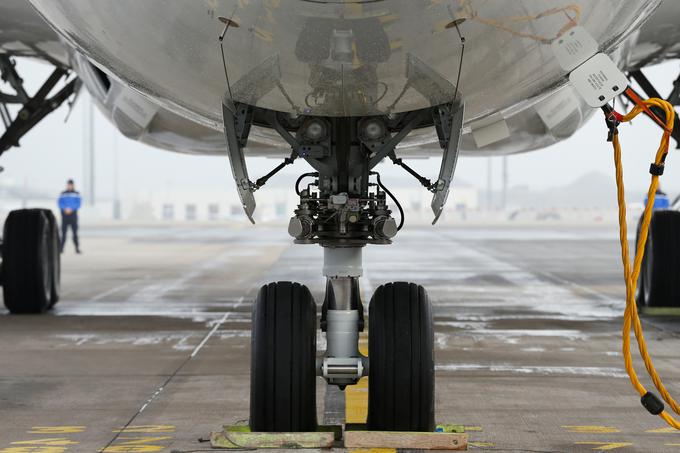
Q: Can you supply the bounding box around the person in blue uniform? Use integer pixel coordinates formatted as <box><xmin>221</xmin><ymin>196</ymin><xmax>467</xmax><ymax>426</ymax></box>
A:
<box><xmin>645</xmin><ymin>186</ymin><xmax>670</xmax><ymax>211</ymax></box>
<box><xmin>58</xmin><ymin>179</ymin><xmax>82</xmax><ymax>254</ymax></box>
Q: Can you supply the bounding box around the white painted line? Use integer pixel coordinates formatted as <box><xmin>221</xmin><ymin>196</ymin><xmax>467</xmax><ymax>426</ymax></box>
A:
<box><xmin>191</xmin><ymin>296</ymin><xmax>245</xmax><ymax>358</ymax></box>
<box><xmin>91</xmin><ymin>276</ymin><xmax>150</xmax><ymax>301</ymax></box>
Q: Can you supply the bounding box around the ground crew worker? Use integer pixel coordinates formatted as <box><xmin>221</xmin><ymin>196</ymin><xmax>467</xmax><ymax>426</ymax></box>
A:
<box><xmin>645</xmin><ymin>186</ymin><xmax>670</xmax><ymax>211</ymax></box>
<box><xmin>58</xmin><ymin>179</ymin><xmax>82</xmax><ymax>254</ymax></box>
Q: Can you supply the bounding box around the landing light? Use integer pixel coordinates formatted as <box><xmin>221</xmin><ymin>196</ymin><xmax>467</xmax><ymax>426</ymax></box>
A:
<box><xmin>360</xmin><ymin>118</ymin><xmax>386</xmax><ymax>141</ymax></box>
<box><xmin>303</xmin><ymin>119</ymin><xmax>328</xmax><ymax>142</ymax></box>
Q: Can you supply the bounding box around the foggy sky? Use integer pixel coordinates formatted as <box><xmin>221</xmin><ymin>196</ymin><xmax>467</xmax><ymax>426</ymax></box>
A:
<box><xmin>1</xmin><ymin>59</ymin><xmax>678</xmax><ymax>203</ymax></box>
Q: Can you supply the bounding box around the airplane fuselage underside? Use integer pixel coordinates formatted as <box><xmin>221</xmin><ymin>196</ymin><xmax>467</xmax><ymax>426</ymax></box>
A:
<box><xmin>23</xmin><ymin>0</ymin><xmax>666</xmax><ymax>155</ymax></box>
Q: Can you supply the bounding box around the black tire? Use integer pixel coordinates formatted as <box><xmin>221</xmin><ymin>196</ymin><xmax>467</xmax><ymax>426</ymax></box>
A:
<box><xmin>2</xmin><ymin>209</ymin><xmax>53</xmax><ymax>314</ymax></box>
<box><xmin>368</xmin><ymin>282</ymin><xmax>435</xmax><ymax>432</ymax></box>
<box><xmin>250</xmin><ymin>282</ymin><xmax>318</xmax><ymax>432</ymax></box>
<box><xmin>39</xmin><ymin>209</ymin><xmax>61</xmax><ymax>307</ymax></box>
<box><xmin>638</xmin><ymin>210</ymin><xmax>680</xmax><ymax>307</ymax></box>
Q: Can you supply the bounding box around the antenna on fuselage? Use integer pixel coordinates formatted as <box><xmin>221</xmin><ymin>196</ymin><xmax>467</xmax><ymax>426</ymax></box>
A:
<box><xmin>445</xmin><ymin>15</ymin><xmax>467</xmax><ymax>104</ymax></box>
<box><xmin>218</xmin><ymin>12</ymin><xmax>239</xmax><ymax>103</ymax></box>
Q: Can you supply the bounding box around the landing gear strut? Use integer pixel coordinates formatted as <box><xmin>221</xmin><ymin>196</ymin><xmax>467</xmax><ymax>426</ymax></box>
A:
<box><xmin>0</xmin><ymin>56</ymin><xmax>80</xmax><ymax>155</ymax></box>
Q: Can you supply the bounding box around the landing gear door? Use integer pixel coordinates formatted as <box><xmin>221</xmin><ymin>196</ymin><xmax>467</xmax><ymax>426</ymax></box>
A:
<box><xmin>431</xmin><ymin>102</ymin><xmax>464</xmax><ymax>225</ymax></box>
<box><xmin>222</xmin><ymin>98</ymin><xmax>256</xmax><ymax>224</ymax></box>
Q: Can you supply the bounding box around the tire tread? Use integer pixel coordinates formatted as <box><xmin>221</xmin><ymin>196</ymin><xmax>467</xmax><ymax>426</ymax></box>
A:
<box><xmin>250</xmin><ymin>281</ymin><xmax>317</xmax><ymax>432</ymax></box>
<box><xmin>368</xmin><ymin>282</ymin><xmax>434</xmax><ymax>432</ymax></box>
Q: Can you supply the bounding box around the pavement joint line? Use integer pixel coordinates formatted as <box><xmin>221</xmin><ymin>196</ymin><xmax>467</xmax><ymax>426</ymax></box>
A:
<box><xmin>90</xmin><ymin>275</ymin><xmax>151</xmax><ymax>301</ymax></box>
<box><xmin>99</xmin><ymin>295</ymin><xmax>245</xmax><ymax>451</ymax></box>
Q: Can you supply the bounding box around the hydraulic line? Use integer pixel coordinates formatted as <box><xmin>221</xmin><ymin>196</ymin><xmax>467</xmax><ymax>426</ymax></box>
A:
<box><xmin>295</xmin><ymin>172</ymin><xmax>318</xmax><ymax>196</ymax></box>
<box><xmin>605</xmin><ymin>88</ymin><xmax>680</xmax><ymax>428</ymax></box>
<box><xmin>372</xmin><ymin>172</ymin><xmax>405</xmax><ymax>231</ymax></box>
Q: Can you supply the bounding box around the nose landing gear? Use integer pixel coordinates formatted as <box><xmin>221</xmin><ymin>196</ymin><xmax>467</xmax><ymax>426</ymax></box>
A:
<box><xmin>223</xmin><ymin>92</ymin><xmax>463</xmax><ymax>431</ymax></box>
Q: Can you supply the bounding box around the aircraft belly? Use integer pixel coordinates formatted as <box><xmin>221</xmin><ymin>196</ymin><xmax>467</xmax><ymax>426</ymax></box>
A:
<box><xmin>26</xmin><ymin>0</ymin><xmax>660</xmax><ymax>157</ymax></box>
<box><xmin>0</xmin><ymin>0</ymin><xmax>67</xmax><ymax>64</ymax></box>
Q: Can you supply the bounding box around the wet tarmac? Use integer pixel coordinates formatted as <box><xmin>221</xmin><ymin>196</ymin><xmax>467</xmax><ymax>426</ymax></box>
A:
<box><xmin>2</xmin><ymin>223</ymin><xmax>680</xmax><ymax>452</ymax></box>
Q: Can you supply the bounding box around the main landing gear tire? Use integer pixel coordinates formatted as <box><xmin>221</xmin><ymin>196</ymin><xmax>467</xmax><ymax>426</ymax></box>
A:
<box><xmin>367</xmin><ymin>282</ymin><xmax>435</xmax><ymax>432</ymax></box>
<box><xmin>43</xmin><ymin>209</ymin><xmax>61</xmax><ymax>308</ymax></box>
<box><xmin>250</xmin><ymin>281</ymin><xmax>318</xmax><ymax>432</ymax></box>
<box><xmin>636</xmin><ymin>210</ymin><xmax>680</xmax><ymax>307</ymax></box>
<box><xmin>2</xmin><ymin>209</ymin><xmax>60</xmax><ymax>314</ymax></box>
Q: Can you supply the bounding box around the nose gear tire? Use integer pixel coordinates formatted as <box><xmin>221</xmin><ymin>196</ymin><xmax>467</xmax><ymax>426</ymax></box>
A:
<box><xmin>250</xmin><ymin>281</ymin><xmax>318</xmax><ymax>432</ymax></box>
<box><xmin>367</xmin><ymin>282</ymin><xmax>435</xmax><ymax>432</ymax></box>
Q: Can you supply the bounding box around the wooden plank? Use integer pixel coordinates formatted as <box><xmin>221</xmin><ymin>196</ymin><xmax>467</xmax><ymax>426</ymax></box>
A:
<box><xmin>211</xmin><ymin>429</ymin><xmax>335</xmax><ymax>449</ymax></box>
<box><xmin>344</xmin><ymin>430</ymin><xmax>468</xmax><ymax>450</ymax></box>
<box><xmin>220</xmin><ymin>423</ymin><xmax>342</xmax><ymax>437</ymax></box>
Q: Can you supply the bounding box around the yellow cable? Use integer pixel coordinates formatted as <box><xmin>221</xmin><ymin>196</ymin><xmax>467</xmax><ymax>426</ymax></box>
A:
<box><xmin>612</xmin><ymin>95</ymin><xmax>680</xmax><ymax>428</ymax></box>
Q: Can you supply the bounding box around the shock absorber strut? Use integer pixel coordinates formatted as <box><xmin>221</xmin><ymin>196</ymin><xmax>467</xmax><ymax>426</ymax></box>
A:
<box><xmin>318</xmin><ymin>247</ymin><xmax>368</xmax><ymax>388</ymax></box>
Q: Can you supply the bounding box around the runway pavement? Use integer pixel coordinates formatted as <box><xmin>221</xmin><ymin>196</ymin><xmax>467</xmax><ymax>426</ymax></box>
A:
<box><xmin>2</xmin><ymin>223</ymin><xmax>680</xmax><ymax>452</ymax></box>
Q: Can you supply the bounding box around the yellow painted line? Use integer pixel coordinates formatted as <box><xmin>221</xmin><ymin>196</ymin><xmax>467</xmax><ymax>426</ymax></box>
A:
<box><xmin>113</xmin><ymin>426</ymin><xmax>175</xmax><ymax>434</ymax></box>
<box><xmin>358</xmin><ymin>337</ymin><xmax>368</xmax><ymax>356</ymax></box>
<box><xmin>0</xmin><ymin>437</ymin><xmax>77</xmax><ymax>452</ymax></box>
<box><xmin>346</xmin><ymin>377</ymin><xmax>369</xmax><ymax>424</ymax></box>
<box><xmin>469</xmin><ymin>442</ymin><xmax>494</xmax><ymax>447</ymax></box>
<box><xmin>574</xmin><ymin>442</ymin><xmax>633</xmax><ymax>450</ymax></box>
<box><xmin>647</xmin><ymin>426</ymin><xmax>679</xmax><ymax>433</ymax></box>
<box><xmin>349</xmin><ymin>449</ymin><xmax>396</xmax><ymax>453</ymax></box>
<box><xmin>666</xmin><ymin>443</ymin><xmax>680</xmax><ymax>446</ymax></box>
<box><xmin>101</xmin><ymin>436</ymin><xmax>173</xmax><ymax>453</ymax></box>
<box><xmin>100</xmin><ymin>447</ymin><xmax>164</xmax><ymax>453</ymax></box>
<box><xmin>28</xmin><ymin>427</ymin><xmax>85</xmax><ymax>434</ymax></box>
<box><xmin>1</xmin><ymin>447</ymin><xmax>68</xmax><ymax>453</ymax></box>
<box><xmin>562</xmin><ymin>425</ymin><xmax>620</xmax><ymax>434</ymax></box>
<box><xmin>464</xmin><ymin>426</ymin><xmax>483</xmax><ymax>432</ymax></box>
<box><xmin>9</xmin><ymin>439</ymin><xmax>77</xmax><ymax>447</ymax></box>
<box><xmin>346</xmin><ymin>332</ymin><xmax>369</xmax><ymax>424</ymax></box>
<box><xmin>108</xmin><ymin>437</ymin><xmax>172</xmax><ymax>445</ymax></box>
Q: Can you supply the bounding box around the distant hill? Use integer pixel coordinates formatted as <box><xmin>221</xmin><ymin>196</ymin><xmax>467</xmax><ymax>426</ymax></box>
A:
<box><xmin>486</xmin><ymin>171</ymin><xmax>648</xmax><ymax>209</ymax></box>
